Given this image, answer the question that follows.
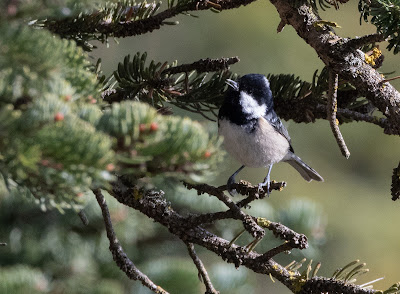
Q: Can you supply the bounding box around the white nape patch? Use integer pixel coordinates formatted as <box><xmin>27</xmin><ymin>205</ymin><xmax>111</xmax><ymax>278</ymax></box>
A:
<box><xmin>218</xmin><ymin>117</ymin><xmax>290</xmax><ymax>168</ymax></box>
<box><xmin>263</xmin><ymin>76</ymin><xmax>270</xmax><ymax>89</ymax></box>
<box><xmin>239</xmin><ymin>92</ymin><xmax>266</xmax><ymax>118</ymax></box>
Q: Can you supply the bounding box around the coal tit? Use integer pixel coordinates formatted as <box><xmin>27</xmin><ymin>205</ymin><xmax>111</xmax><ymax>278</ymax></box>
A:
<box><xmin>218</xmin><ymin>74</ymin><xmax>323</xmax><ymax>195</ymax></box>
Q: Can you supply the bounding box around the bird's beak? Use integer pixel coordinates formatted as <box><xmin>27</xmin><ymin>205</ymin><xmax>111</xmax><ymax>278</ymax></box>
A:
<box><xmin>225</xmin><ymin>79</ymin><xmax>239</xmax><ymax>91</ymax></box>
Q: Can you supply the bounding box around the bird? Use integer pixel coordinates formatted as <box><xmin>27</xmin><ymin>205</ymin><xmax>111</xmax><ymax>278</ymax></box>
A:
<box><xmin>218</xmin><ymin>74</ymin><xmax>323</xmax><ymax>196</ymax></box>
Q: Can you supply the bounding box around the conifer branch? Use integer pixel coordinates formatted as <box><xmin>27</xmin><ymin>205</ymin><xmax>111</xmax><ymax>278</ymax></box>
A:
<box><xmin>269</xmin><ymin>0</ymin><xmax>400</xmax><ymax>135</ymax></box>
<box><xmin>298</xmin><ymin>277</ymin><xmax>375</xmax><ymax>294</ymax></box>
<box><xmin>93</xmin><ymin>188</ymin><xmax>170</xmax><ymax>294</ymax></box>
<box><xmin>103</xmin><ymin>50</ymin><xmax>398</xmax><ymax>137</ymax></box>
<box><xmin>358</xmin><ymin>0</ymin><xmax>400</xmax><ymax>54</ymax></box>
<box><xmin>164</xmin><ymin>57</ymin><xmax>240</xmax><ymax>74</ymax></box>
<box><xmin>109</xmin><ymin>179</ymin><xmax>393</xmax><ymax>293</ymax></box>
<box><xmin>45</xmin><ymin>0</ymin><xmax>257</xmax><ymax>42</ymax></box>
<box><xmin>269</xmin><ymin>0</ymin><xmax>400</xmax><ymax>199</ymax></box>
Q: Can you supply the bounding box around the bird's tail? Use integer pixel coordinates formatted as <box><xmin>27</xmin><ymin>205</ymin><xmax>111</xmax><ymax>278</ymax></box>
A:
<box><xmin>284</xmin><ymin>153</ymin><xmax>324</xmax><ymax>182</ymax></box>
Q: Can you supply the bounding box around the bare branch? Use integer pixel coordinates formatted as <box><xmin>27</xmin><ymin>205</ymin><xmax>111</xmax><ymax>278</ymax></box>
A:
<box><xmin>183</xmin><ymin>180</ymin><xmax>286</xmax><ymax>208</ymax></box>
<box><xmin>328</xmin><ymin>70</ymin><xmax>351</xmax><ymax>158</ymax></box>
<box><xmin>186</xmin><ymin>243</ymin><xmax>220</xmax><ymax>294</ymax></box>
<box><xmin>257</xmin><ymin>218</ymin><xmax>308</xmax><ymax>250</ymax></box>
<box><xmin>183</xmin><ymin>182</ymin><xmax>265</xmax><ymax>239</ymax></box>
<box><xmin>234</xmin><ymin>181</ymin><xmax>286</xmax><ymax>208</ymax></box>
<box><xmin>181</xmin><ymin>182</ymin><xmax>307</xmax><ymax>250</ymax></box>
<box><xmin>185</xmin><ymin>211</ymin><xmax>308</xmax><ymax>252</ymax></box>
<box><xmin>93</xmin><ymin>189</ymin><xmax>169</xmax><ymax>294</ymax></box>
<box><xmin>258</xmin><ymin>242</ymin><xmax>292</xmax><ymax>261</ymax></box>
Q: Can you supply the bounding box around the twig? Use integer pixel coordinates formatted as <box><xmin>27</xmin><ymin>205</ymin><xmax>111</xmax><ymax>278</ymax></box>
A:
<box><xmin>183</xmin><ymin>180</ymin><xmax>286</xmax><ymax>207</ymax></box>
<box><xmin>234</xmin><ymin>181</ymin><xmax>286</xmax><ymax>208</ymax></box>
<box><xmin>186</xmin><ymin>243</ymin><xmax>220</xmax><ymax>294</ymax></box>
<box><xmin>183</xmin><ymin>182</ymin><xmax>265</xmax><ymax>239</ymax></box>
<box><xmin>316</xmin><ymin>104</ymin><xmax>389</xmax><ymax>130</ymax></box>
<box><xmin>391</xmin><ymin>162</ymin><xmax>400</xmax><ymax>201</ymax></box>
<box><xmin>327</xmin><ymin>70</ymin><xmax>351</xmax><ymax>158</ymax></box>
<box><xmin>93</xmin><ymin>189</ymin><xmax>169</xmax><ymax>294</ymax></box>
<box><xmin>341</xmin><ymin>33</ymin><xmax>386</xmax><ymax>51</ymax></box>
<box><xmin>78</xmin><ymin>210</ymin><xmax>89</xmax><ymax>226</ymax></box>
<box><xmin>256</xmin><ymin>218</ymin><xmax>308</xmax><ymax>249</ymax></box>
<box><xmin>258</xmin><ymin>242</ymin><xmax>293</xmax><ymax>261</ymax></box>
<box><xmin>164</xmin><ymin>57</ymin><xmax>239</xmax><ymax>75</ymax></box>
<box><xmin>277</xmin><ymin>19</ymin><xmax>286</xmax><ymax>33</ymax></box>
<box><xmin>380</xmin><ymin>75</ymin><xmax>400</xmax><ymax>84</ymax></box>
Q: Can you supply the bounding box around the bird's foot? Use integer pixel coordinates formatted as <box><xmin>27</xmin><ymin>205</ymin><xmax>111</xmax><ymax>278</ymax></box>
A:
<box><xmin>227</xmin><ymin>176</ymin><xmax>237</xmax><ymax>196</ymax></box>
<box><xmin>258</xmin><ymin>181</ymin><xmax>271</xmax><ymax>197</ymax></box>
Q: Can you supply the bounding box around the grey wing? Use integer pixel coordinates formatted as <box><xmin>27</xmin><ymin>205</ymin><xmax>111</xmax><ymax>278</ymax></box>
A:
<box><xmin>263</xmin><ymin>110</ymin><xmax>294</xmax><ymax>152</ymax></box>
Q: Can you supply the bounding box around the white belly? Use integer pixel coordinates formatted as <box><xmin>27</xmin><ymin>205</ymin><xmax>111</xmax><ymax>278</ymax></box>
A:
<box><xmin>218</xmin><ymin>117</ymin><xmax>290</xmax><ymax>168</ymax></box>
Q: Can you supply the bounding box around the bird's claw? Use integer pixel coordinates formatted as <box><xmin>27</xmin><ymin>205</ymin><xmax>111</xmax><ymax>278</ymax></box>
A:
<box><xmin>258</xmin><ymin>181</ymin><xmax>271</xmax><ymax>197</ymax></box>
<box><xmin>257</xmin><ymin>183</ymin><xmax>263</xmax><ymax>193</ymax></box>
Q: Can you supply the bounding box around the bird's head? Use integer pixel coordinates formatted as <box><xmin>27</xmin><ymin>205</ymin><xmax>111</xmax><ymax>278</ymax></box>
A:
<box><xmin>225</xmin><ymin>74</ymin><xmax>274</xmax><ymax>118</ymax></box>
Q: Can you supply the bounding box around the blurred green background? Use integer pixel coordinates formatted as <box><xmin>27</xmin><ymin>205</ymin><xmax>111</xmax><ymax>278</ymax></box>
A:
<box><xmin>2</xmin><ymin>1</ymin><xmax>400</xmax><ymax>293</ymax></box>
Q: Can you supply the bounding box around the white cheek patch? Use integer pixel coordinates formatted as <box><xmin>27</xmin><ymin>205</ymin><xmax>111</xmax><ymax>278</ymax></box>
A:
<box><xmin>239</xmin><ymin>92</ymin><xmax>266</xmax><ymax>118</ymax></box>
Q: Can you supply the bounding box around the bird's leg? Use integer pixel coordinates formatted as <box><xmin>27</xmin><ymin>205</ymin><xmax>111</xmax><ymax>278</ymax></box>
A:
<box><xmin>258</xmin><ymin>164</ymin><xmax>273</xmax><ymax>196</ymax></box>
<box><xmin>227</xmin><ymin>165</ymin><xmax>245</xmax><ymax>196</ymax></box>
